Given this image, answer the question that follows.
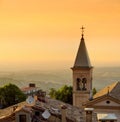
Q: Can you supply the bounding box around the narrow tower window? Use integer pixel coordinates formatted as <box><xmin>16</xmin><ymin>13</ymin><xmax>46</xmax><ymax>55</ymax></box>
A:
<box><xmin>76</xmin><ymin>78</ymin><xmax>81</xmax><ymax>90</ymax></box>
<box><xmin>82</xmin><ymin>78</ymin><xmax>87</xmax><ymax>90</ymax></box>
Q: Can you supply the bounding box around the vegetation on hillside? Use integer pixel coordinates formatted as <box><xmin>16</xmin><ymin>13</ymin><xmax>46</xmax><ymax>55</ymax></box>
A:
<box><xmin>0</xmin><ymin>83</ymin><xmax>26</xmax><ymax>108</ymax></box>
<box><xmin>49</xmin><ymin>85</ymin><xmax>73</xmax><ymax>104</ymax></box>
<box><xmin>49</xmin><ymin>85</ymin><xmax>97</xmax><ymax>104</ymax></box>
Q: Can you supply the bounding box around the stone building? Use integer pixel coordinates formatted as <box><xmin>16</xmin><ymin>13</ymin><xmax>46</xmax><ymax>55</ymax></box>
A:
<box><xmin>84</xmin><ymin>82</ymin><xmax>120</xmax><ymax>122</ymax></box>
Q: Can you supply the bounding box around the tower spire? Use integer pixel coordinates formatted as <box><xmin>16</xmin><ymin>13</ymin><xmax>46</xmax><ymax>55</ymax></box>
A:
<box><xmin>73</xmin><ymin>26</ymin><xmax>92</xmax><ymax>68</ymax></box>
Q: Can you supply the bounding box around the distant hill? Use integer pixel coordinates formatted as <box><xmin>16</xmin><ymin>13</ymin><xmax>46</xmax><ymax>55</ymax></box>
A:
<box><xmin>93</xmin><ymin>67</ymin><xmax>120</xmax><ymax>91</ymax></box>
<box><xmin>0</xmin><ymin>67</ymin><xmax>120</xmax><ymax>92</ymax></box>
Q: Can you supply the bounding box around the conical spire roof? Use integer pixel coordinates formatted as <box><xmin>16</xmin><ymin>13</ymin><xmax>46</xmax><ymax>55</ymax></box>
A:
<box><xmin>73</xmin><ymin>35</ymin><xmax>92</xmax><ymax>68</ymax></box>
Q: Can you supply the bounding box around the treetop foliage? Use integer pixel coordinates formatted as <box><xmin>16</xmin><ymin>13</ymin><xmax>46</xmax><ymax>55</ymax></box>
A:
<box><xmin>49</xmin><ymin>85</ymin><xmax>73</xmax><ymax>104</ymax></box>
<box><xmin>49</xmin><ymin>85</ymin><xmax>97</xmax><ymax>104</ymax></box>
<box><xmin>0</xmin><ymin>83</ymin><xmax>26</xmax><ymax>108</ymax></box>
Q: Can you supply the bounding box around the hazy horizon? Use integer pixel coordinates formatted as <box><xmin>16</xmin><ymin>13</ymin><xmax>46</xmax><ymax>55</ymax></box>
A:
<box><xmin>0</xmin><ymin>0</ymin><xmax>120</xmax><ymax>70</ymax></box>
<box><xmin>0</xmin><ymin>67</ymin><xmax>120</xmax><ymax>92</ymax></box>
<box><xmin>0</xmin><ymin>65</ymin><xmax>120</xmax><ymax>72</ymax></box>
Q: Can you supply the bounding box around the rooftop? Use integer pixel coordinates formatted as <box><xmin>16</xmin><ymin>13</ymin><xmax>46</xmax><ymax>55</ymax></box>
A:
<box><xmin>94</xmin><ymin>81</ymin><xmax>120</xmax><ymax>100</ymax></box>
<box><xmin>0</xmin><ymin>97</ymin><xmax>87</xmax><ymax>122</ymax></box>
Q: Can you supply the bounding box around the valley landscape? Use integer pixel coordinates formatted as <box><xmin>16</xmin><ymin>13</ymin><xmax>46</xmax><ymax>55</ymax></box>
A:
<box><xmin>0</xmin><ymin>67</ymin><xmax>120</xmax><ymax>93</ymax></box>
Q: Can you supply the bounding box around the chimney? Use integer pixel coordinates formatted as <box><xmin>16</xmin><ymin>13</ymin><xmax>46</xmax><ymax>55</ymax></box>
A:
<box><xmin>61</xmin><ymin>105</ymin><xmax>67</xmax><ymax>122</ymax></box>
<box><xmin>29</xmin><ymin>83</ymin><xmax>35</xmax><ymax>87</ymax></box>
<box><xmin>84</xmin><ymin>108</ymin><xmax>94</xmax><ymax>122</ymax></box>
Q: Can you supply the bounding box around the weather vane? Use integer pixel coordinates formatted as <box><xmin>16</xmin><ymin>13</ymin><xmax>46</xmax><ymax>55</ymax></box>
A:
<box><xmin>80</xmin><ymin>26</ymin><xmax>85</xmax><ymax>37</ymax></box>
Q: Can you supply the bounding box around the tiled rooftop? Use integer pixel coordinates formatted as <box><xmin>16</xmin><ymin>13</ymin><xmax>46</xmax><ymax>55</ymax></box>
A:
<box><xmin>94</xmin><ymin>82</ymin><xmax>118</xmax><ymax>99</ymax></box>
<box><xmin>21</xmin><ymin>86</ymin><xmax>39</xmax><ymax>92</ymax></box>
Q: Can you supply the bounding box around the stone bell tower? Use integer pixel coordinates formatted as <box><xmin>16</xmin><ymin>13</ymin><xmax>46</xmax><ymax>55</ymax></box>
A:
<box><xmin>71</xmin><ymin>26</ymin><xmax>93</xmax><ymax>108</ymax></box>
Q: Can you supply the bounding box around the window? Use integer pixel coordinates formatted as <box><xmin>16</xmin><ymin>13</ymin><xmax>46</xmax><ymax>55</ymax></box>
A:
<box><xmin>76</xmin><ymin>78</ymin><xmax>81</xmax><ymax>90</ymax></box>
<box><xmin>19</xmin><ymin>115</ymin><xmax>26</xmax><ymax>122</ymax></box>
<box><xmin>82</xmin><ymin>78</ymin><xmax>87</xmax><ymax>91</ymax></box>
<box><xmin>76</xmin><ymin>78</ymin><xmax>87</xmax><ymax>91</ymax></box>
<box><xmin>35</xmin><ymin>111</ymin><xmax>40</xmax><ymax>116</ymax></box>
<box><xmin>106</xmin><ymin>100</ymin><xmax>110</xmax><ymax>104</ymax></box>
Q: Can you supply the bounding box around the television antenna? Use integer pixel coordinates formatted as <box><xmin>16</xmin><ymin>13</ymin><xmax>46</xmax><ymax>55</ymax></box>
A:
<box><xmin>26</xmin><ymin>96</ymin><xmax>35</xmax><ymax>104</ymax></box>
<box><xmin>42</xmin><ymin>109</ymin><xmax>51</xmax><ymax>119</ymax></box>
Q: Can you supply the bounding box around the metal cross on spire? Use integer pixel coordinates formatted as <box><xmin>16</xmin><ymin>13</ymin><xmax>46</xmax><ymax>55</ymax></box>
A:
<box><xmin>80</xmin><ymin>26</ymin><xmax>85</xmax><ymax>38</ymax></box>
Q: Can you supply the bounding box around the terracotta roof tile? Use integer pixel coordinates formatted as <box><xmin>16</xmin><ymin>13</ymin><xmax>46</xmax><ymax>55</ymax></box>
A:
<box><xmin>94</xmin><ymin>82</ymin><xmax>119</xmax><ymax>99</ymax></box>
<box><xmin>21</xmin><ymin>87</ymin><xmax>38</xmax><ymax>92</ymax></box>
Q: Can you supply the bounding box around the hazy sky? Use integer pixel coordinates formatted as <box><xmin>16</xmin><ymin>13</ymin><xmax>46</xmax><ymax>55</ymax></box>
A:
<box><xmin>0</xmin><ymin>0</ymin><xmax>120</xmax><ymax>71</ymax></box>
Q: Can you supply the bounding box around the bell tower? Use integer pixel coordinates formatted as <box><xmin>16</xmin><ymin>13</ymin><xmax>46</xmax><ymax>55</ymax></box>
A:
<box><xmin>71</xmin><ymin>26</ymin><xmax>93</xmax><ymax>107</ymax></box>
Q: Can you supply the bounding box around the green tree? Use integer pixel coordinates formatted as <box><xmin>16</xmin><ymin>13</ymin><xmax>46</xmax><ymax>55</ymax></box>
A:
<box><xmin>92</xmin><ymin>87</ymin><xmax>97</xmax><ymax>96</ymax></box>
<box><xmin>49</xmin><ymin>88</ymin><xmax>56</xmax><ymax>98</ymax></box>
<box><xmin>0</xmin><ymin>88</ymin><xmax>6</xmax><ymax>108</ymax></box>
<box><xmin>49</xmin><ymin>86</ymin><xmax>97</xmax><ymax>104</ymax></box>
<box><xmin>0</xmin><ymin>83</ymin><xmax>26</xmax><ymax>108</ymax></box>
<box><xmin>49</xmin><ymin>85</ymin><xmax>73</xmax><ymax>104</ymax></box>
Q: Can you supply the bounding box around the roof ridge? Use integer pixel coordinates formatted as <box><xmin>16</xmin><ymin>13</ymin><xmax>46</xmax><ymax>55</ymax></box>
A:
<box><xmin>84</xmin><ymin>93</ymin><xmax>120</xmax><ymax>106</ymax></box>
<box><xmin>94</xmin><ymin>81</ymin><xmax>118</xmax><ymax>99</ymax></box>
<box><xmin>110</xmin><ymin>81</ymin><xmax>119</xmax><ymax>93</ymax></box>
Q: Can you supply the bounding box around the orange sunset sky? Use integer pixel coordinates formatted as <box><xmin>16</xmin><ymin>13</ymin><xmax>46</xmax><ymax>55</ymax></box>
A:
<box><xmin>0</xmin><ymin>0</ymin><xmax>120</xmax><ymax>71</ymax></box>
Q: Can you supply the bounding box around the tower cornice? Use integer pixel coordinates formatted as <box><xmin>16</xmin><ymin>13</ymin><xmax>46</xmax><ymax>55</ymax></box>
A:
<box><xmin>71</xmin><ymin>66</ymin><xmax>93</xmax><ymax>71</ymax></box>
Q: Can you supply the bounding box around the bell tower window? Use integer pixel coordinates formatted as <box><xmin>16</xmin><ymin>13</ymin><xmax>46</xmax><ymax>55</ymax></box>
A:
<box><xmin>76</xmin><ymin>78</ymin><xmax>81</xmax><ymax>90</ymax></box>
<box><xmin>82</xmin><ymin>78</ymin><xmax>87</xmax><ymax>91</ymax></box>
